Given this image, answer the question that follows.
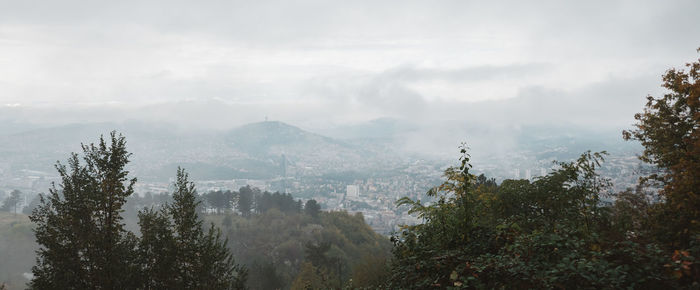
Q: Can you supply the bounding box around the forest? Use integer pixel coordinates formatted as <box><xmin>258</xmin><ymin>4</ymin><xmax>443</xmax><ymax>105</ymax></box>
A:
<box><xmin>0</xmin><ymin>52</ymin><xmax>698</xmax><ymax>289</ymax></box>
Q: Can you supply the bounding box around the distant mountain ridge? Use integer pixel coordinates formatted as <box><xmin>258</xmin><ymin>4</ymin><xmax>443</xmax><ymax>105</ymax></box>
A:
<box><xmin>0</xmin><ymin>120</ymin><xmax>387</xmax><ymax>182</ymax></box>
<box><xmin>0</xmin><ymin>119</ymin><xmax>642</xmax><ymax>184</ymax></box>
<box><xmin>225</xmin><ymin>121</ymin><xmax>351</xmax><ymax>156</ymax></box>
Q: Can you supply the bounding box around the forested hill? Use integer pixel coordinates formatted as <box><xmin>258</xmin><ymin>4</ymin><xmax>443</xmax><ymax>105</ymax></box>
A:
<box><xmin>209</xmin><ymin>210</ymin><xmax>392</xmax><ymax>289</ymax></box>
<box><xmin>124</xmin><ymin>187</ymin><xmax>393</xmax><ymax>289</ymax></box>
<box><xmin>0</xmin><ymin>187</ymin><xmax>392</xmax><ymax>290</ymax></box>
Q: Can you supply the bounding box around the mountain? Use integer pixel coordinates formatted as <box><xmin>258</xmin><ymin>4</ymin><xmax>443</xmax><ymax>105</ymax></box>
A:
<box><xmin>223</xmin><ymin>121</ymin><xmax>394</xmax><ymax>175</ymax></box>
<box><xmin>0</xmin><ymin>118</ymin><xmax>644</xmax><ymax>195</ymax></box>
<box><xmin>0</xmin><ymin>120</ymin><xmax>394</xmax><ymax>184</ymax></box>
<box><xmin>226</xmin><ymin>121</ymin><xmax>351</xmax><ymax>156</ymax></box>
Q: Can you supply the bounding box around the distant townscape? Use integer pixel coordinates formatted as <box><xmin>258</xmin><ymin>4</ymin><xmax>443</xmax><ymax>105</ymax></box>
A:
<box><xmin>1</xmin><ymin>119</ymin><xmax>645</xmax><ymax>235</ymax></box>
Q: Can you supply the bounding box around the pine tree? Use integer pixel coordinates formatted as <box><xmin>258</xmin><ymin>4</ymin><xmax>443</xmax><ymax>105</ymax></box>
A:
<box><xmin>169</xmin><ymin>168</ymin><xmax>247</xmax><ymax>289</ymax></box>
<box><xmin>237</xmin><ymin>186</ymin><xmax>254</xmax><ymax>217</ymax></box>
<box><xmin>199</xmin><ymin>223</ymin><xmax>248</xmax><ymax>289</ymax></box>
<box><xmin>304</xmin><ymin>199</ymin><xmax>321</xmax><ymax>218</ymax></box>
<box><xmin>29</xmin><ymin>132</ymin><xmax>138</xmax><ymax>289</ymax></box>
<box><xmin>169</xmin><ymin>167</ymin><xmax>205</xmax><ymax>288</ymax></box>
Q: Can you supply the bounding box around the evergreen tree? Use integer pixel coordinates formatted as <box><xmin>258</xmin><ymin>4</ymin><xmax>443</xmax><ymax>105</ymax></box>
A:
<box><xmin>169</xmin><ymin>167</ymin><xmax>205</xmax><ymax>288</ymax></box>
<box><xmin>304</xmin><ymin>199</ymin><xmax>320</xmax><ymax>218</ymax></box>
<box><xmin>237</xmin><ymin>186</ymin><xmax>254</xmax><ymax>217</ymax></box>
<box><xmin>168</xmin><ymin>168</ymin><xmax>247</xmax><ymax>289</ymax></box>
<box><xmin>29</xmin><ymin>132</ymin><xmax>139</xmax><ymax>289</ymax></box>
<box><xmin>199</xmin><ymin>223</ymin><xmax>248</xmax><ymax>289</ymax></box>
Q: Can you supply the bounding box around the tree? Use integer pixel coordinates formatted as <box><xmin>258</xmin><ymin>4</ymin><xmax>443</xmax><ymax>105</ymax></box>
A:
<box><xmin>247</xmin><ymin>261</ymin><xmax>284</xmax><ymax>290</ymax></box>
<box><xmin>29</xmin><ymin>132</ymin><xmax>139</xmax><ymax>289</ymax></box>
<box><xmin>238</xmin><ymin>186</ymin><xmax>254</xmax><ymax>217</ymax></box>
<box><xmin>291</xmin><ymin>262</ymin><xmax>330</xmax><ymax>290</ymax></box>
<box><xmin>168</xmin><ymin>168</ymin><xmax>247</xmax><ymax>289</ymax></box>
<box><xmin>169</xmin><ymin>167</ymin><xmax>205</xmax><ymax>289</ymax></box>
<box><xmin>304</xmin><ymin>199</ymin><xmax>320</xmax><ymax>218</ymax></box>
<box><xmin>136</xmin><ymin>207</ymin><xmax>177</xmax><ymax>289</ymax></box>
<box><xmin>388</xmin><ymin>147</ymin><xmax>674</xmax><ymax>289</ymax></box>
<box><xmin>351</xmin><ymin>255</ymin><xmax>388</xmax><ymax>288</ymax></box>
<box><xmin>29</xmin><ymin>133</ymin><xmax>247</xmax><ymax>289</ymax></box>
<box><xmin>206</xmin><ymin>190</ymin><xmax>234</xmax><ymax>214</ymax></box>
<box><xmin>0</xmin><ymin>190</ymin><xmax>22</xmax><ymax>214</ymax></box>
<box><xmin>199</xmin><ymin>223</ymin><xmax>248</xmax><ymax>289</ymax></box>
<box><xmin>623</xmin><ymin>49</ymin><xmax>700</xmax><ymax>248</ymax></box>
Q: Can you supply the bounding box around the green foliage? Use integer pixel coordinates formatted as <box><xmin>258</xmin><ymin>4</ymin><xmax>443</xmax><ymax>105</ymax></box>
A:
<box><xmin>136</xmin><ymin>207</ymin><xmax>177</xmax><ymax>289</ymax></box>
<box><xmin>138</xmin><ymin>168</ymin><xmax>247</xmax><ymax>289</ymax></box>
<box><xmin>247</xmin><ymin>261</ymin><xmax>285</xmax><ymax>290</ymax></box>
<box><xmin>169</xmin><ymin>168</ymin><xmax>206</xmax><ymax>287</ymax></box>
<box><xmin>213</xmin><ymin>208</ymin><xmax>391</xmax><ymax>289</ymax></box>
<box><xmin>205</xmin><ymin>190</ymin><xmax>235</xmax><ymax>214</ymax></box>
<box><xmin>623</xmin><ymin>49</ymin><xmax>700</xmax><ymax>251</ymax></box>
<box><xmin>238</xmin><ymin>186</ymin><xmax>255</xmax><ymax>217</ymax></box>
<box><xmin>29</xmin><ymin>133</ymin><xmax>247</xmax><ymax>289</ymax></box>
<box><xmin>351</xmin><ymin>254</ymin><xmax>389</xmax><ymax>289</ymax></box>
<box><xmin>254</xmin><ymin>191</ymin><xmax>299</xmax><ymax>214</ymax></box>
<box><xmin>199</xmin><ymin>223</ymin><xmax>248</xmax><ymax>289</ymax></box>
<box><xmin>304</xmin><ymin>199</ymin><xmax>321</xmax><ymax>218</ymax></box>
<box><xmin>290</xmin><ymin>262</ymin><xmax>333</xmax><ymax>290</ymax></box>
<box><xmin>388</xmin><ymin>147</ymin><xmax>684</xmax><ymax>289</ymax></box>
<box><xmin>29</xmin><ymin>132</ymin><xmax>139</xmax><ymax>289</ymax></box>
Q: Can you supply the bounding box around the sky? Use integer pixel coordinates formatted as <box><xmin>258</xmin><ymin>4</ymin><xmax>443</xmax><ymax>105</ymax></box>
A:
<box><xmin>1</xmin><ymin>0</ymin><xmax>699</xmax><ymax>131</ymax></box>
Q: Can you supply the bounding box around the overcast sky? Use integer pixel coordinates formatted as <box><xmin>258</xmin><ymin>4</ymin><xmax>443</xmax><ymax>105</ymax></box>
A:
<box><xmin>1</xmin><ymin>0</ymin><xmax>699</xmax><ymax>130</ymax></box>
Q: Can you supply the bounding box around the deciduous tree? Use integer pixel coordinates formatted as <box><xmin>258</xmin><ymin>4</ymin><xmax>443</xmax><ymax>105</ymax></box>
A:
<box><xmin>623</xmin><ymin>49</ymin><xmax>700</xmax><ymax>248</ymax></box>
<box><xmin>29</xmin><ymin>132</ymin><xmax>139</xmax><ymax>289</ymax></box>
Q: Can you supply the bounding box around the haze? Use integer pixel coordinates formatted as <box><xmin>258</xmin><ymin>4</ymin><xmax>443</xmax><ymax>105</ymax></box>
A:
<box><xmin>1</xmin><ymin>1</ymin><xmax>698</xmax><ymax>132</ymax></box>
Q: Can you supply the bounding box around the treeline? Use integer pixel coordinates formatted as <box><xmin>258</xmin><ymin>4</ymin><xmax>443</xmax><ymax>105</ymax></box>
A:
<box><xmin>127</xmin><ymin>186</ymin><xmax>311</xmax><ymax>217</ymax></box>
<box><xmin>0</xmin><ymin>191</ymin><xmax>46</xmax><ymax>218</ymax></box>
<box><xmin>125</xmin><ymin>185</ymin><xmax>390</xmax><ymax>289</ymax></box>
<box><xmin>202</xmin><ymin>187</ymin><xmax>303</xmax><ymax>216</ymax></box>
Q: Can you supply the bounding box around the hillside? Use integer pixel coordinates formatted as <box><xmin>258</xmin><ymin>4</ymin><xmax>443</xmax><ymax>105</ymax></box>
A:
<box><xmin>0</xmin><ymin>120</ymin><xmax>384</xmax><ymax>183</ymax></box>
<box><xmin>206</xmin><ymin>209</ymin><xmax>392</xmax><ymax>289</ymax></box>
<box><xmin>0</xmin><ymin>119</ymin><xmax>644</xmax><ymax>194</ymax></box>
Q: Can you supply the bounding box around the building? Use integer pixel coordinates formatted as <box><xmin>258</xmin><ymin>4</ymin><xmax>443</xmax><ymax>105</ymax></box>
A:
<box><xmin>346</xmin><ymin>185</ymin><xmax>359</xmax><ymax>199</ymax></box>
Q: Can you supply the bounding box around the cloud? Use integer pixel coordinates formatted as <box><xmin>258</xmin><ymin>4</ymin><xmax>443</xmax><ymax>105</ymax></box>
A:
<box><xmin>0</xmin><ymin>0</ymin><xmax>698</xmax><ymax>135</ymax></box>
